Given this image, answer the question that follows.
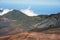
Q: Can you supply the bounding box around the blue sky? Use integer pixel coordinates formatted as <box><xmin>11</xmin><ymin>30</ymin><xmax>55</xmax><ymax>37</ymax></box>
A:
<box><xmin>0</xmin><ymin>0</ymin><xmax>60</xmax><ymax>15</ymax></box>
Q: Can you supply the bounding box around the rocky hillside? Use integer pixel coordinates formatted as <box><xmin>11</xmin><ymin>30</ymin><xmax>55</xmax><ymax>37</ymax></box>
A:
<box><xmin>31</xmin><ymin>13</ymin><xmax>60</xmax><ymax>29</ymax></box>
<box><xmin>1</xmin><ymin>10</ymin><xmax>46</xmax><ymax>30</ymax></box>
<box><xmin>0</xmin><ymin>17</ymin><xmax>23</xmax><ymax>36</ymax></box>
<box><xmin>0</xmin><ymin>10</ymin><xmax>47</xmax><ymax>36</ymax></box>
<box><xmin>0</xmin><ymin>9</ymin><xmax>60</xmax><ymax>40</ymax></box>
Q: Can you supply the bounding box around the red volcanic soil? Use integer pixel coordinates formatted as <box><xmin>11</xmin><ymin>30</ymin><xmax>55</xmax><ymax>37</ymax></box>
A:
<box><xmin>0</xmin><ymin>32</ymin><xmax>60</xmax><ymax>40</ymax></box>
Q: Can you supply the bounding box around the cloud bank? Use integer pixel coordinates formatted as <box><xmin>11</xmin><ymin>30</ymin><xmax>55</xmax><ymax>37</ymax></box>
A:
<box><xmin>0</xmin><ymin>8</ymin><xmax>13</xmax><ymax>16</ymax></box>
<box><xmin>20</xmin><ymin>7</ymin><xmax>38</xmax><ymax>16</ymax></box>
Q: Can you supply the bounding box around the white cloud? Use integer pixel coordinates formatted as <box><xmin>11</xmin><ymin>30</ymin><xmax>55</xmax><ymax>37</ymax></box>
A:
<box><xmin>0</xmin><ymin>8</ymin><xmax>13</xmax><ymax>16</ymax></box>
<box><xmin>0</xmin><ymin>7</ymin><xmax>38</xmax><ymax>16</ymax></box>
<box><xmin>20</xmin><ymin>7</ymin><xmax>38</xmax><ymax>16</ymax></box>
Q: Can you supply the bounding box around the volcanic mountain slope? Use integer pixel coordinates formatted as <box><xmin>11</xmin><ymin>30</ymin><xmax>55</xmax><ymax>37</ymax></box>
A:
<box><xmin>0</xmin><ymin>10</ymin><xmax>60</xmax><ymax>40</ymax></box>
<box><xmin>0</xmin><ymin>10</ymin><xmax>30</xmax><ymax>36</ymax></box>
<box><xmin>0</xmin><ymin>9</ymin><xmax>47</xmax><ymax>36</ymax></box>
<box><xmin>30</xmin><ymin>13</ymin><xmax>60</xmax><ymax>30</ymax></box>
<box><xmin>29</xmin><ymin>13</ymin><xmax>60</xmax><ymax>33</ymax></box>
<box><xmin>2</xmin><ymin>10</ymin><xmax>47</xmax><ymax>30</ymax></box>
<box><xmin>0</xmin><ymin>9</ymin><xmax>60</xmax><ymax>37</ymax></box>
